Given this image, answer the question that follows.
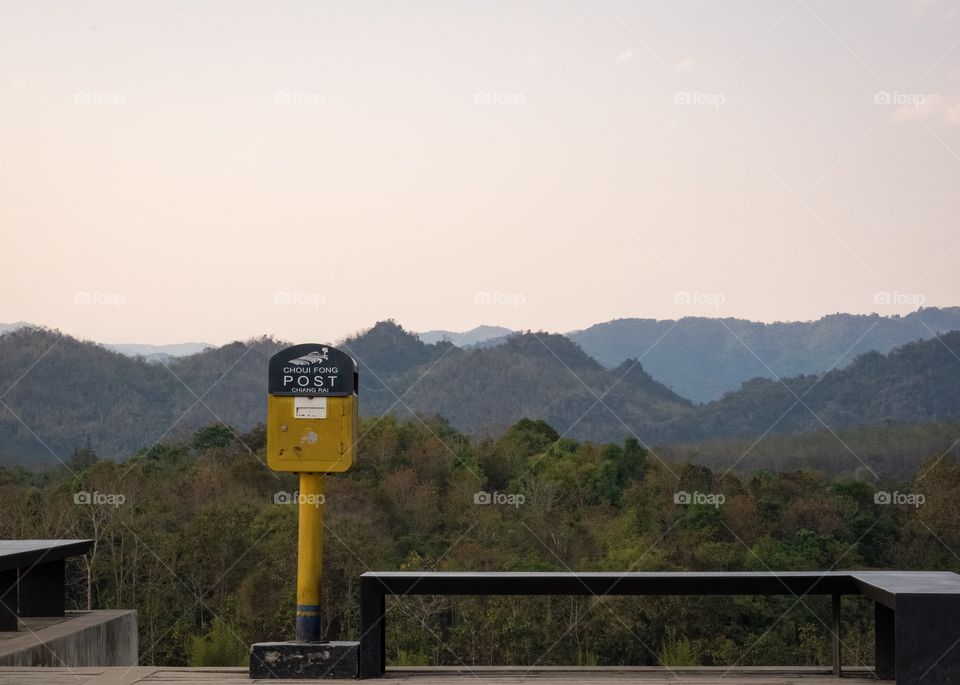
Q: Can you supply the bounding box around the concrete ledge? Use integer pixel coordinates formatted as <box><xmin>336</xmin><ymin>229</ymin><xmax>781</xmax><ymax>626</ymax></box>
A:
<box><xmin>0</xmin><ymin>609</ymin><xmax>137</xmax><ymax>667</ymax></box>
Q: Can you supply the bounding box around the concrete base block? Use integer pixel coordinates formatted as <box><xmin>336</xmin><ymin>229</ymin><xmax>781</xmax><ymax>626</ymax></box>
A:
<box><xmin>250</xmin><ymin>640</ymin><xmax>358</xmax><ymax>679</ymax></box>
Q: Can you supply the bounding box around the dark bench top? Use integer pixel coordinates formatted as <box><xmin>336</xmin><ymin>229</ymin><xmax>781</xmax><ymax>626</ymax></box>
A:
<box><xmin>849</xmin><ymin>571</ymin><xmax>960</xmax><ymax>607</ymax></box>
<box><xmin>0</xmin><ymin>540</ymin><xmax>93</xmax><ymax>573</ymax></box>
<box><xmin>360</xmin><ymin>570</ymin><xmax>960</xmax><ymax>608</ymax></box>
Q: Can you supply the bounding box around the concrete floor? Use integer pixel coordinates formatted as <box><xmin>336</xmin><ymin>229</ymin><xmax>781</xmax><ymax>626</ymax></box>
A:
<box><xmin>0</xmin><ymin>666</ymin><xmax>882</xmax><ymax>684</ymax></box>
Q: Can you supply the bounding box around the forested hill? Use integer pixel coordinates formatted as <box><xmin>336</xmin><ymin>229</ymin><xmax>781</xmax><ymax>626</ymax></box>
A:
<box><xmin>0</xmin><ymin>328</ymin><xmax>284</xmax><ymax>461</ymax></box>
<box><xmin>0</xmin><ymin>322</ymin><xmax>692</xmax><ymax>461</ymax></box>
<box><xmin>570</xmin><ymin>307</ymin><xmax>960</xmax><ymax>402</ymax></box>
<box><xmin>2</xmin><ymin>321</ymin><xmax>960</xmax><ymax>463</ymax></box>
<box><xmin>349</xmin><ymin>325</ymin><xmax>695</xmax><ymax>440</ymax></box>
<box><xmin>661</xmin><ymin>330</ymin><xmax>960</xmax><ymax>443</ymax></box>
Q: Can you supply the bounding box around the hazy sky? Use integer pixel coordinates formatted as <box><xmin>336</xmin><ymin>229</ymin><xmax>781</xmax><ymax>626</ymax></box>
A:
<box><xmin>2</xmin><ymin>0</ymin><xmax>960</xmax><ymax>345</ymax></box>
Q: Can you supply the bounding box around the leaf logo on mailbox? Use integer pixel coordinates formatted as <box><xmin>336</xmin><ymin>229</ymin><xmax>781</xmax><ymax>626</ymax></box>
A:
<box><xmin>286</xmin><ymin>348</ymin><xmax>330</xmax><ymax>366</ymax></box>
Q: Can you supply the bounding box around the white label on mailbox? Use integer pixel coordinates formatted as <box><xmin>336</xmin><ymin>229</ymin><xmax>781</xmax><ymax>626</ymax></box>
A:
<box><xmin>294</xmin><ymin>396</ymin><xmax>327</xmax><ymax>419</ymax></box>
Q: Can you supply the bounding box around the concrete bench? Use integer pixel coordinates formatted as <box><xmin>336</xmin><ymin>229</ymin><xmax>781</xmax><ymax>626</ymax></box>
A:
<box><xmin>0</xmin><ymin>540</ymin><xmax>93</xmax><ymax>631</ymax></box>
<box><xmin>358</xmin><ymin>570</ymin><xmax>960</xmax><ymax>684</ymax></box>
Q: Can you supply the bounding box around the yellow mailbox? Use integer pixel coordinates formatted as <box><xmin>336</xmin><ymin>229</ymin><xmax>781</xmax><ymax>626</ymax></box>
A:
<box><xmin>267</xmin><ymin>344</ymin><xmax>358</xmax><ymax>473</ymax></box>
<box><xmin>265</xmin><ymin>343</ymin><xmax>358</xmax><ymax>644</ymax></box>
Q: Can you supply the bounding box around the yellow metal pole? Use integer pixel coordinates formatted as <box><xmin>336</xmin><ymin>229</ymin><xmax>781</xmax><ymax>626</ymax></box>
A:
<box><xmin>295</xmin><ymin>472</ymin><xmax>324</xmax><ymax>642</ymax></box>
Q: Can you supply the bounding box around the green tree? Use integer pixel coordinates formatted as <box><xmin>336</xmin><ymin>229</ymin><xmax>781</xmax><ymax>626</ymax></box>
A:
<box><xmin>189</xmin><ymin>615</ymin><xmax>248</xmax><ymax>666</ymax></box>
<box><xmin>192</xmin><ymin>424</ymin><xmax>235</xmax><ymax>451</ymax></box>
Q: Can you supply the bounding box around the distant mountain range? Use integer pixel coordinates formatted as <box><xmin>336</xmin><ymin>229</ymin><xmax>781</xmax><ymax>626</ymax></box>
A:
<box><xmin>0</xmin><ymin>323</ymin><xmax>212</xmax><ymax>363</ymax></box>
<box><xmin>0</xmin><ymin>321</ymin><xmax>35</xmax><ymax>336</ymax></box>
<box><xmin>567</xmin><ymin>308</ymin><xmax>960</xmax><ymax>402</ymax></box>
<box><xmin>430</xmin><ymin>309</ymin><xmax>960</xmax><ymax>402</ymax></box>
<box><xmin>344</xmin><ymin>322</ymin><xmax>693</xmax><ymax>442</ymax></box>
<box><xmin>104</xmin><ymin>342</ymin><xmax>213</xmax><ymax>362</ymax></box>
<box><xmin>7</xmin><ymin>308</ymin><xmax>960</xmax><ymax>403</ymax></box>
<box><xmin>2</xmin><ymin>318</ymin><xmax>960</xmax><ymax>465</ymax></box>
<box><xmin>417</xmin><ymin>325</ymin><xmax>512</xmax><ymax>347</ymax></box>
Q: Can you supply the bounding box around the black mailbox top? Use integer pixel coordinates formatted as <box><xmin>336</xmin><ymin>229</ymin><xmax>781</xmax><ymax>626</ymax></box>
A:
<box><xmin>268</xmin><ymin>344</ymin><xmax>358</xmax><ymax>397</ymax></box>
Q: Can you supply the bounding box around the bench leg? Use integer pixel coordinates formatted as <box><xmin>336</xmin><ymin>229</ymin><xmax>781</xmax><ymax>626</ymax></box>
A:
<box><xmin>359</xmin><ymin>582</ymin><xmax>385</xmax><ymax>678</ymax></box>
<box><xmin>0</xmin><ymin>569</ymin><xmax>16</xmax><ymax>631</ymax></box>
<box><xmin>18</xmin><ymin>559</ymin><xmax>65</xmax><ymax>617</ymax></box>
<box><xmin>875</xmin><ymin>602</ymin><xmax>895</xmax><ymax>680</ymax></box>
<box><xmin>890</xmin><ymin>595</ymin><xmax>960</xmax><ymax>685</ymax></box>
<box><xmin>831</xmin><ymin>594</ymin><xmax>841</xmax><ymax>677</ymax></box>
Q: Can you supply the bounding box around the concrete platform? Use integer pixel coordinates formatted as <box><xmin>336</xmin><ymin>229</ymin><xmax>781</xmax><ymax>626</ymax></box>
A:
<box><xmin>0</xmin><ymin>666</ymin><xmax>883</xmax><ymax>684</ymax></box>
